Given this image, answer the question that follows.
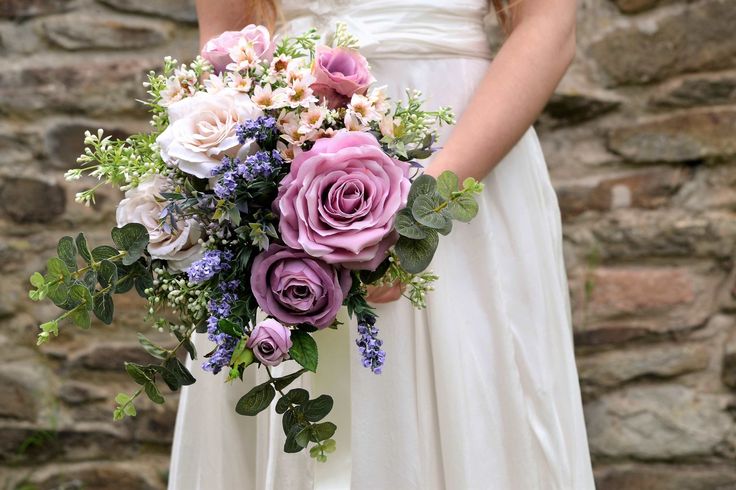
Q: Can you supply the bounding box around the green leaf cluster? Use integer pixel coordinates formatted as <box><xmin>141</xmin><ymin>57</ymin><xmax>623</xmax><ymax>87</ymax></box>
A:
<box><xmin>28</xmin><ymin>224</ymin><xmax>151</xmax><ymax>345</ymax></box>
<box><xmin>394</xmin><ymin>171</ymin><xmax>484</xmax><ymax>273</ymax></box>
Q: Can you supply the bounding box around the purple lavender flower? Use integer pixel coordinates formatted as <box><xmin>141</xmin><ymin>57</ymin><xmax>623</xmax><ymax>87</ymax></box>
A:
<box><xmin>186</xmin><ymin>249</ymin><xmax>234</xmax><ymax>283</ymax></box>
<box><xmin>214</xmin><ymin>170</ymin><xmax>238</xmax><ymax>199</ymax></box>
<box><xmin>202</xmin><ymin>280</ymin><xmax>241</xmax><ymax>374</ymax></box>
<box><xmin>236</xmin><ymin>116</ymin><xmax>278</xmax><ymax>146</ymax></box>
<box><xmin>356</xmin><ymin>313</ymin><xmax>385</xmax><ymax>374</ymax></box>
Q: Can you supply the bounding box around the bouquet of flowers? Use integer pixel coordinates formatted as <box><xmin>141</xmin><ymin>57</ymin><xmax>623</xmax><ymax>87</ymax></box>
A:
<box><xmin>28</xmin><ymin>23</ymin><xmax>483</xmax><ymax>460</ymax></box>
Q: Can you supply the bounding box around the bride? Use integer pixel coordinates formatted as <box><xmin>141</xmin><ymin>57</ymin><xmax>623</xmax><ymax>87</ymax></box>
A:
<box><xmin>168</xmin><ymin>0</ymin><xmax>596</xmax><ymax>488</ymax></box>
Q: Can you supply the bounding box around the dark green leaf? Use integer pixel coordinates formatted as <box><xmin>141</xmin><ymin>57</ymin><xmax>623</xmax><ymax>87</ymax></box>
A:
<box><xmin>111</xmin><ymin>223</ymin><xmax>149</xmax><ymax>265</ymax></box>
<box><xmin>275</xmin><ymin>388</ymin><xmax>309</xmax><ymax>414</ymax></box>
<box><xmin>218</xmin><ymin>318</ymin><xmax>243</xmax><ymax>337</ymax></box>
<box><xmin>310</xmin><ymin>422</ymin><xmax>337</xmax><ymax>442</ymax></box>
<box><xmin>447</xmin><ymin>194</ymin><xmax>479</xmax><ymax>222</ymax></box>
<box><xmin>281</xmin><ymin>407</ymin><xmax>300</xmax><ymax>434</ymax></box>
<box><xmin>295</xmin><ymin>427</ymin><xmax>311</xmax><ymax>448</ymax></box>
<box><xmin>164</xmin><ymin>357</ymin><xmax>196</xmax><ymax>386</ymax></box>
<box><xmin>57</xmin><ymin>236</ymin><xmax>77</xmax><ymax>271</ymax></box>
<box><xmin>125</xmin><ymin>362</ymin><xmax>151</xmax><ymax>385</ymax></box>
<box><xmin>98</xmin><ymin>260</ymin><xmax>118</xmax><ymax>290</ymax></box>
<box><xmin>91</xmin><ymin>245</ymin><xmax>119</xmax><ymax>261</ymax></box>
<box><xmin>134</xmin><ymin>272</ymin><xmax>153</xmax><ymax>298</ymax></box>
<box><xmin>47</xmin><ymin>282</ymin><xmax>70</xmax><ymax>307</ymax></box>
<box><xmin>144</xmin><ymin>382</ymin><xmax>165</xmax><ymax>404</ymax></box>
<box><xmin>174</xmin><ymin>330</ymin><xmax>197</xmax><ymax>360</ymax></box>
<box><xmin>68</xmin><ymin>283</ymin><xmax>93</xmax><ymax>310</ymax></box>
<box><xmin>395</xmin><ymin>208</ymin><xmax>429</xmax><ymax>239</ymax></box>
<box><xmin>407</xmin><ymin>174</ymin><xmax>436</xmax><ymax>208</ymax></box>
<box><xmin>75</xmin><ymin>233</ymin><xmax>92</xmax><ymax>264</ymax></box>
<box><xmin>303</xmin><ymin>395</ymin><xmax>333</xmax><ymax>422</ymax></box>
<box><xmin>115</xmin><ymin>264</ymin><xmax>135</xmax><ymax>294</ymax></box>
<box><xmin>436</xmin><ymin>215</ymin><xmax>453</xmax><ymax>236</ymax></box>
<box><xmin>272</xmin><ymin>368</ymin><xmax>307</xmax><ymax>391</ymax></box>
<box><xmin>283</xmin><ymin>433</ymin><xmax>304</xmax><ymax>453</ymax></box>
<box><xmin>81</xmin><ymin>270</ymin><xmax>97</xmax><ymax>292</ymax></box>
<box><xmin>138</xmin><ymin>333</ymin><xmax>168</xmax><ymax>360</ymax></box>
<box><xmin>412</xmin><ymin>194</ymin><xmax>450</xmax><ymax>230</ymax></box>
<box><xmin>92</xmin><ymin>294</ymin><xmax>114</xmax><ymax>324</ymax></box>
<box><xmin>436</xmin><ymin>170</ymin><xmax>459</xmax><ymax>200</ymax></box>
<box><xmin>236</xmin><ymin>382</ymin><xmax>276</xmax><ymax>416</ymax></box>
<box><xmin>394</xmin><ymin>231</ymin><xmax>439</xmax><ymax>274</ymax></box>
<box><xmin>289</xmin><ymin>331</ymin><xmax>318</xmax><ymax>373</ymax></box>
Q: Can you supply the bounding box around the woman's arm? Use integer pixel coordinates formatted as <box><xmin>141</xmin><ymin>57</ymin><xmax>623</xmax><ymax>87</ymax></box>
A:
<box><xmin>426</xmin><ymin>0</ymin><xmax>577</xmax><ymax>181</ymax></box>
<box><xmin>196</xmin><ymin>0</ymin><xmax>251</xmax><ymax>49</ymax></box>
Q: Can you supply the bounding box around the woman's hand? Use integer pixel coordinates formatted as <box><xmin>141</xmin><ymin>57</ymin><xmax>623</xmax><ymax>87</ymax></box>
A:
<box><xmin>366</xmin><ymin>281</ymin><xmax>404</xmax><ymax>304</ymax></box>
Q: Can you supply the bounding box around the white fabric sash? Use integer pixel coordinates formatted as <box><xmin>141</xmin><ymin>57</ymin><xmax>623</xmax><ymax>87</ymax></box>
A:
<box><xmin>280</xmin><ymin>0</ymin><xmax>493</xmax><ymax>60</ymax></box>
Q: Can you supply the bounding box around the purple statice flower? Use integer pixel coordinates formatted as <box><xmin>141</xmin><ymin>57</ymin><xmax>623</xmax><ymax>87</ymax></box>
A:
<box><xmin>202</xmin><ymin>280</ymin><xmax>241</xmax><ymax>374</ymax></box>
<box><xmin>235</xmin><ymin>150</ymin><xmax>283</xmax><ymax>181</ymax></box>
<box><xmin>186</xmin><ymin>249</ymin><xmax>234</xmax><ymax>283</ymax></box>
<box><xmin>236</xmin><ymin>116</ymin><xmax>278</xmax><ymax>146</ymax></box>
<box><xmin>211</xmin><ymin>156</ymin><xmax>237</xmax><ymax>177</ymax></box>
<box><xmin>356</xmin><ymin>313</ymin><xmax>385</xmax><ymax>374</ymax></box>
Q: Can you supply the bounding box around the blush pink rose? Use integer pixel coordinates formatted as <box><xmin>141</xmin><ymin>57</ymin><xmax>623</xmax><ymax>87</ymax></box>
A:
<box><xmin>251</xmin><ymin>245</ymin><xmax>351</xmax><ymax>329</ymax></box>
<box><xmin>311</xmin><ymin>46</ymin><xmax>375</xmax><ymax>109</ymax></box>
<box><xmin>246</xmin><ymin>318</ymin><xmax>292</xmax><ymax>366</ymax></box>
<box><xmin>201</xmin><ymin>24</ymin><xmax>275</xmax><ymax>73</ymax></box>
<box><xmin>275</xmin><ymin>131</ymin><xmax>410</xmax><ymax>270</ymax></box>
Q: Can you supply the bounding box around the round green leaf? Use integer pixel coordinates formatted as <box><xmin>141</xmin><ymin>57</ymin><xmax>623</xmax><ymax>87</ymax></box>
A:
<box><xmin>412</xmin><ymin>194</ymin><xmax>450</xmax><ymax>230</ymax></box>
<box><xmin>394</xmin><ymin>208</ymin><xmax>428</xmax><ymax>240</ymax></box>
<box><xmin>93</xmin><ymin>293</ymin><xmax>114</xmax><ymax>325</ymax></box>
<box><xmin>447</xmin><ymin>194</ymin><xmax>479</xmax><ymax>223</ymax></box>
<box><xmin>57</xmin><ymin>236</ymin><xmax>78</xmax><ymax>271</ymax></box>
<box><xmin>436</xmin><ymin>171</ymin><xmax>459</xmax><ymax>200</ymax></box>
<box><xmin>394</xmin><ymin>231</ymin><xmax>439</xmax><ymax>274</ymax></box>
<box><xmin>406</xmin><ymin>174</ymin><xmax>437</xmax><ymax>207</ymax></box>
<box><xmin>303</xmin><ymin>395</ymin><xmax>333</xmax><ymax>422</ymax></box>
<box><xmin>310</xmin><ymin>422</ymin><xmax>337</xmax><ymax>443</ymax></box>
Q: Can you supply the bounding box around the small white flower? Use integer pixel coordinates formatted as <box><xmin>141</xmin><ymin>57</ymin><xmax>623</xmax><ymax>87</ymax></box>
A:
<box><xmin>252</xmin><ymin>84</ymin><xmax>288</xmax><ymax>109</ymax></box>
<box><xmin>344</xmin><ymin>111</ymin><xmax>368</xmax><ymax>132</ymax></box>
<box><xmin>203</xmin><ymin>73</ymin><xmax>226</xmax><ymax>93</ymax></box>
<box><xmin>379</xmin><ymin>114</ymin><xmax>398</xmax><ymax>138</ymax></box>
<box><xmin>226</xmin><ymin>72</ymin><xmax>252</xmax><ymax>93</ymax></box>
<box><xmin>286</xmin><ymin>77</ymin><xmax>317</xmax><ymax>108</ymax></box>
<box><xmin>348</xmin><ymin>93</ymin><xmax>381</xmax><ymax>123</ymax></box>
<box><xmin>226</xmin><ymin>38</ymin><xmax>259</xmax><ymax>71</ymax></box>
<box><xmin>369</xmin><ymin>85</ymin><xmax>391</xmax><ymax>114</ymax></box>
<box><xmin>299</xmin><ymin>104</ymin><xmax>328</xmax><ymax>133</ymax></box>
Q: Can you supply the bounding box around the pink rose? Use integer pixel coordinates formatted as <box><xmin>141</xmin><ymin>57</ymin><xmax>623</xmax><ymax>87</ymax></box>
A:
<box><xmin>201</xmin><ymin>24</ymin><xmax>275</xmax><ymax>73</ymax></box>
<box><xmin>275</xmin><ymin>131</ymin><xmax>410</xmax><ymax>270</ymax></box>
<box><xmin>246</xmin><ymin>319</ymin><xmax>292</xmax><ymax>366</ymax></box>
<box><xmin>311</xmin><ymin>46</ymin><xmax>375</xmax><ymax>109</ymax></box>
<box><xmin>251</xmin><ymin>245</ymin><xmax>351</xmax><ymax>329</ymax></box>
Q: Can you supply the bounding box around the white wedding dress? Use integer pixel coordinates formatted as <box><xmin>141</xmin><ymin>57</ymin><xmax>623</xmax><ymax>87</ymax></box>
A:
<box><xmin>168</xmin><ymin>1</ymin><xmax>596</xmax><ymax>489</ymax></box>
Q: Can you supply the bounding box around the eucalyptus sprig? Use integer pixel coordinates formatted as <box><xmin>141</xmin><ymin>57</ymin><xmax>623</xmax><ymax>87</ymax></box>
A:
<box><xmin>394</xmin><ymin>171</ymin><xmax>484</xmax><ymax>274</ymax></box>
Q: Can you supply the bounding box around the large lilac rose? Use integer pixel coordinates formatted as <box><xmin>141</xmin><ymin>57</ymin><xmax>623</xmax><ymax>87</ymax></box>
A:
<box><xmin>311</xmin><ymin>46</ymin><xmax>375</xmax><ymax>109</ymax></box>
<box><xmin>251</xmin><ymin>244</ymin><xmax>351</xmax><ymax>329</ymax></box>
<box><xmin>201</xmin><ymin>24</ymin><xmax>275</xmax><ymax>73</ymax></box>
<box><xmin>246</xmin><ymin>318</ymin><xmax>292</xmax><ymax>367</ymax></box>
<box><xmin>275</xmin><ymin>131</ymin><xmax>410</xmax><ymax>270</ymax></box>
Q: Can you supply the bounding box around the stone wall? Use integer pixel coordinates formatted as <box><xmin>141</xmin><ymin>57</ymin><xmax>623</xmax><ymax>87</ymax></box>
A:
<box><xmin>0</xmin><ymin>0</ymin><xmax>734</xmax><ymax>488</ymax></box>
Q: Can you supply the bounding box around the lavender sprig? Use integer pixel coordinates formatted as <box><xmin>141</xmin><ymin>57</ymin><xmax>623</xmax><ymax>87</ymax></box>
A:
<box><xmin>356</xmin><ymin>313</ymin><xmax>385</xmax><ymax>374</ymax></box>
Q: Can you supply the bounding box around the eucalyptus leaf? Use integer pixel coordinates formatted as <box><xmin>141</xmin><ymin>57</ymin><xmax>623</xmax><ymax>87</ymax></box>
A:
<box><xmin>236</xmin><ymin>382</ymin><xmax>276</xmax><ymax>416</ymax></box>
<box><xmin>125</xmin><ymin>362</ymin><xmax>151</xmax><ymax>385</ymax></box>
<box><xmin>57</xmin><ymin>236</ymin><xmax>78</xmax><ymax>271</ymax></box>
<box><xmin>144</xmin><ymin>382</ymin><xmax>165</xmax><ymax>404</ymax></box>
<box><xmin>135</xmin><ymin>272</ymin><xmax>153</xmax><ymax>299</ymax></box>
<box><xmin>138</xmin><ymin>333</ymin><xmax>168</xmax><ymax>360</ymax></box>
<box><xmin>303</xmin><ymin>395</ymin><xmax>333</xmax><ymax>422</ymax></box>
<box><xmin>111</xmin><ymin>223</ymin><xmax>149</xmax><ymax>265</ymax></box>
<box><xmin>47</xmin><ymin>282</ymin><xmax>70</xmax><ymax>307</ymax></box>
<box><xmin>436</xmin><ymin>170</ymin><xmax>459</xmax><ymax>200</ymax></box>
<box><xmin>98</xmin><ymin>260</ymin><xmax>118</xmax><ymax>290</ymax></box>
<box><xmin>164</xmin><ymin>357</ymin><xmax>196</xmax><ymax>386</ymax></box>
<box><xmin>275</xmin><ymin>388</ymin><xmax>309</xmax><ymax>414</ymax></box>
<box><xmin>394</xmin><ymin>208</ymin><xmax>428</xmax><ymax>240</ymax></box>
<box><xmin>68</xmin><ymin>283</ymin><xmax>93</xmax><ymax>311</ymax></box>
<box><xmin>92</xmin><ymin>294</ymin><xmax>114</xmax><ymax>324</ymax></box>
<box><xmin>406</xmin><ymin>174</ymin><xmax>436</xmax><ymax>208</ymax></box>
<box><xmin>46</xmin><ymin>257</ymin><xmax>70</xmax><ymax>284</ymax></box>
<box><xmin>289</xmin><ymin>331</ymin><xmax>318</xmax><ymax>372</ymax></box>
<box><xmin>91</xmin><ymin>245</ymin><xmax>119</xmax><ymax>261</ymax></box>
<box><xmin>411</xmin><ymin>194</ymin><xmax>450</xmax><ymax>230</ymax></box>
<box><xmin>447</xmin><ymin>194</ymin><xmax>479</xmax><ymax>222</ymax></box>
<box><xmin>283</xmin><ymin>433</ymin><xmax>304</xmax><ymax>453</ymax></box>
<box><xmin>69</xmin><ymin>308</ymin><xmax>91</xmax><ymax>329</ymax></box>
<box><xmin>394</xmin><ymin>231</ymin><xmax>439</xmax><ymax>274</ymax></box>
<box><xmin>309</xmin><ymin>422</ymin><xmax>337</xmax><ymax>442</ymax></box>
<box><xmin>75</xmin><ymin>233</ymin><xmax>92</xmax><ymax>264</ymax></box>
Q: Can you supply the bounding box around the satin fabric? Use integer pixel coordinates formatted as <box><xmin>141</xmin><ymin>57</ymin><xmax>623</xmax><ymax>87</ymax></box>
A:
<box><xmin>168</xmin><ymin>1</ymin><xmax>596</xmax><ymax>488</ymax></box>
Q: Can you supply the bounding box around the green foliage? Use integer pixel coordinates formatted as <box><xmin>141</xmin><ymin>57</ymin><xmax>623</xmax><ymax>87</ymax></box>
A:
<box><xmin>288</xmin><ymin>331</ymin><xmax>319</xmax><ymax>372</ymax></box>
<box><xmin>393</xmin><ymin>171</ymin><xmax>484</xmax><ymax>274</ymax></box>
<box><xmin>275</xmin><ymin>28</ymin><xmax>321</xmax><ymax>59</ymax></box>
<box><xmin>111</xmin><ymin>223</ymin><xmax>149</xmax><ymax>265</ymax></box>
<box><xmin>236</xmin><ymin>382</ymin><xmax>276</xmax><ymax>416</ymax></box>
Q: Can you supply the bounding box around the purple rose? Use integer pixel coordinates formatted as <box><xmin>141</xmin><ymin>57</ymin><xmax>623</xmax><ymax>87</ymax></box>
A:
<box><xmin>250</xmin><ymin>244</ymin><xmax>352</xmax><ymax>329</ymax></box>
<box><xmin>275</xmin><ymin>131</ymin><xmax>410</xmax><ymax>270</ymax></box>
<box><xmin>201</xmin><ymin>24</ymin><xmax>274</xmax><ymax>73</ymax></box>
<box><xmin>311</xmin><ymin>46</ymin><xmax>375</xmax><ymax>109</ymax></box>
<box><xmin>246</xmin><ymin>318</ymin><xmax>292</xmax><ymax>366</ymax></box>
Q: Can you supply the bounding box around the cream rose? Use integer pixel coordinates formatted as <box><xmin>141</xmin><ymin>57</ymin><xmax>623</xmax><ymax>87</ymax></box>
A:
<box><xmin>116</xmin><ymin>175</ymin><xmax>202</xmax><ymax>271</ymax></box>
<box><xmin>156</xmin><ymin>88</ymin><xmax>263</xmax><ymax>179</ymax></box>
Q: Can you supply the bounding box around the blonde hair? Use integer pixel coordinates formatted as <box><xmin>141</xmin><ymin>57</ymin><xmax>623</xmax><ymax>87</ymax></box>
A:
<box><xmin>249</xmin><ymin>0</ymin><xmax>512</xmax><ymax>33</ymax></box>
